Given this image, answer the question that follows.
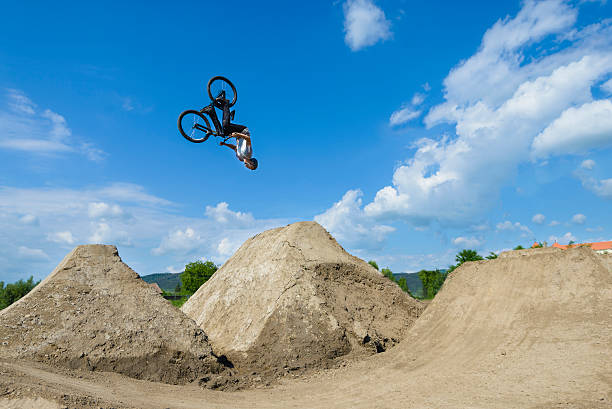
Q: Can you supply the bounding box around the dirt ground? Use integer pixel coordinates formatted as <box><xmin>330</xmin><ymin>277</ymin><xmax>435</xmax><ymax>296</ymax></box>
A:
<box><xmin>182</xmin><ymin>222</ymin><xmax>424</xmax><ymax>375</ymax></box>
<box><xmin>1</xmin><ymin>242</ymin><xmax>611</xmax><ymax>408</ymax></box>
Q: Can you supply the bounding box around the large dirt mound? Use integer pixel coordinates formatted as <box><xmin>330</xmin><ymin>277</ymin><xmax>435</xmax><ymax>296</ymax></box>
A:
<box><xmin>385</xmin><ymin>245</ymin><xmax>612</xmax><ymax>406</ymax></box>
<box><xmin>182</xmin><ymin>221</ymin><xmax>424</xmax><ymax>374</ymax></box>
<box><xmin>0</xmin><ymin>245</ymin><xmax>228</xmax><ymax>385</ymax></box>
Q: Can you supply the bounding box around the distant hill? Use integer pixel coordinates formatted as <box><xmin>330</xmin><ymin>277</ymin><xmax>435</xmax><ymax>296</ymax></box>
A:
<box><xmin>140</xmin><ymin>272</ymin><xmax>182</xmax><ymax>292</ymax></box>
<box><xmin>392</xmin><ymin>272</ymin><xmax>423</xmax><ymax>297</ymax></box>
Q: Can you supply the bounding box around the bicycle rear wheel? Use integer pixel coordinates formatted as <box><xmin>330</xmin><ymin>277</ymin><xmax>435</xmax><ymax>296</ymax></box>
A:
<box><xmin>207</xmin><ymin>76</ymin><xmax>237</xmax><ymax>107</ymax></box>
<box><xmin>178</xmin><ymin>110</ymin><xmax>212</xmax><ymax>143</ymax></box>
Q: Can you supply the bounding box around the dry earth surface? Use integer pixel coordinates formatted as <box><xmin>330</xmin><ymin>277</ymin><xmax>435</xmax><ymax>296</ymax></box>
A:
<box><xmin>1</xmin><ymin>224</ymin><xmax>611</xmax><ymax>408</ymax></box>
<box><xmin>182</xmin><ymin>222</ymin><xmax>424</xmax><ymax>376</ymax></box>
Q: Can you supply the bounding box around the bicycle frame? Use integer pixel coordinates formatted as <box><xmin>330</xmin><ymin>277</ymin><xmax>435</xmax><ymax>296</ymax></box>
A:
<box><xmin>197</xmin><ymin>91</ymin><xmax>234</xmax><ymax>140</ymax></box>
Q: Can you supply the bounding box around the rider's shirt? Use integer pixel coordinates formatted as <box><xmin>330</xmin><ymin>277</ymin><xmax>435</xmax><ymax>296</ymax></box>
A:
<box><xmin>236</xmin><ymin>128</ymin><xmax>252</xmax><ymax>160</ymax></box>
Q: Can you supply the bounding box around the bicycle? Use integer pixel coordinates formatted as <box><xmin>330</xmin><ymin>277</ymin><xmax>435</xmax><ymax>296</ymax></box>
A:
<box><xmin>178</xmin><ymin>76</ymin><xmax>243</xmax><ymax>144</ymax></box>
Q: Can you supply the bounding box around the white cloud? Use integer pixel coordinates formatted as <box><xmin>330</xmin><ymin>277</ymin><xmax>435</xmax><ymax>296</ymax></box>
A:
<box><xmin>496</xmin><ymin>220</ymin><xmax>532</xmax><ymax>235</ymax></box>
<box><xmin>549</xmin><ymin>232</ymin><xmax>577</xmax><ymax>245</ymax></box>
<box><xmin>532</xmin><ymin>99</ymin><xmax>612</xmax><ymax>158</ymax></box>
<box><xmin>314</xmin><ymin>189</ymin><xmax>395</xmax><ymax>250</ymax></box>
<box><xmin>47</xmin><ymin>231</ymin><xmax>75</xmax><ymax>245</ymax></box>
<box><xmin>152</xmin><ymin>227</ymin><xmax>200</xmax><ymax>256</ymax></box>
<box><xmin>549</xmin><ymin>220</ymin><xmax>561</xmax><ymax>226</ymax></box>
<box><xmin>452</xmin><ymin>236</ymin><xmax>482</xmax><ymax>248</ymax></box>
<box><xmin>411</xmin><ymin>93</ymin><xmax>426</xmax><ymax>106</ymax></box>
<box><xmin>576</xmin><ymin>171</ymin><xmax>612</xmax><ymax>199</ymax></box>
<box><xmin>217</xmin><ymin>237</ymin><xmax>240</xmax><ymax>257</ymax></box>
<box><xmin>205</xmin><ymin>202</ymin><xmax>254</xmax><ymax>226</ymax></box>
<box><xmin>19</xmin><ymin>214</ymin><xmax>39</xmax><ymax>225</ymax></box>
<box><xmin>532</xmin><ymin>213</ymin><xmax>546</xmax><ymax>224</ymax></box>
<box><xmin>389</xmin><ymin>106</ymin><xmax>421</xmax><ymax>126</ymax></box>
<box><xmin>586</xmin><ymin>226</ymin><xmax>603</xmax><ymax>232</ymax></box>
<box><xmin>343</xmin><ymin>0</ymin><xmax>391</xmax><ymax>51</ymax></box>
<box><xmin>0</xmin><ymin>183</ymin><xmax>287</xmax><ymax>280</ymax></box>
<box><xmin>88</xmin><ymin>202</ymin><xmax>126</xmax><ymax>219</ymax></box>
<box><xmin>18</xmin><ymin>246</ymin><xmax>48</xmax><ymax>260</ymax></box>
<box><xmin>89</xmin><ymin>222</ymin><xmax>132</xmax><ymax>246</ymax></box>
<box><xmin>581</xmin><ymin>159</ymin><xmax>596</xmax><ymax>169</ymax></box>
<box><xmin>7</xmin><ymin>89</ymin><xmax>36</xmax><ymax>114</ymax></box>
<box><xmin>0</xmin><ymin>89</ymin><xmax>104</xmax><ymax>159</ymax></box>
<box><xmin>571</xmin><ymin>213</ymin><xmax>587</xmax><ymax>224</ymax></box>
<box><xmin>328</xmin><ymin>1</ymin><xmax>612</xmax><ymax>228</ymax></box>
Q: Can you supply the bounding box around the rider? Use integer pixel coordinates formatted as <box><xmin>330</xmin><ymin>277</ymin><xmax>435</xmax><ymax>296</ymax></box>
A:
<box><xmin>216</xmin><ymin>93</ymin><xmax>258</xmax><ymax>170</ymax></box>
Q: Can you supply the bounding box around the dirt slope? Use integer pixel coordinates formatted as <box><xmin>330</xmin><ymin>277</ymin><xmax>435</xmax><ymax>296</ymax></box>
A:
<box><xmin>0</xmin><ymin>245</ymin><xmax>228</xmax><ymax>385</ymax></box>
<box><xmin>1</xmin><ymin>244</ymin><xmax>610</xmax><ymax>408</ymax></box>
<box><xmin>182</xmin><ymin>221</ymin><xmax>424</xmax><ymax>373</ymax></box>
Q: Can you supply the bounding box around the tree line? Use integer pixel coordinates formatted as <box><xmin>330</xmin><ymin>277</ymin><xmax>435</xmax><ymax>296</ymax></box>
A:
<box><xmin>368</xmin><ymin>245</ymin><xmax>525</xmax><ymax>300</ymax></box>
<box><xmin>0</xmin><ymin>276</ymin><xmax>39</xmax><ymax>310</ymax></box>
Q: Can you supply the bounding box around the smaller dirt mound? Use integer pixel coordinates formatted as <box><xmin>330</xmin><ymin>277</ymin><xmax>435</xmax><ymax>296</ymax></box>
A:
<box><xmin>182</xmin><ymin>222</ymin><xmax>424</xmax><ymax>376</ymax></box>
<box><xmin>0</xmin><ymin>245</ymin><xmax>229</xmax><ymax>385</ymax></box>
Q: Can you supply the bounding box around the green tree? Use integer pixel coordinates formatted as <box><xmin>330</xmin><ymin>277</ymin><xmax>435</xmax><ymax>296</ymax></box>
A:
<box><xmin>381</xmin><ymin>267</ymin><xmax>395</xmax><ymax>281</ymax></box>
<box><xmin>513</xmin><ymin>245</ymin><xmax>525</xmax><ymax>250</ymax></box>
<box><xmin>0</xmin><ymin>276</ymin><xmax>39</xmax><ymax>310</ymax></box>
<box><xmin>455</xmin><ymin>249</ymin><xmax>484</xmax><ymax>264</ymax></box>
<box><xmin>485</xmin><ymin>252</ymin><xmax>498</xmax><ymax>259</ymax></box>
<box><xmin>417</xmin><ymin>269</ymin><xmax>445</xmax><ymax>299</ymax></box>
<box><xmin>368</xmin><ymin>260</ymin><xmax>379</xmax><ymax>271</ymax></box>
<box><xmin>181</xmin><ymin>260</ymin><xmax>217</xmax><ymax>294</ymax></box>
<box><xmin>174</xmin><ymin>282</ymin><xmax>182</xmax><ymax>293</ymax></box>
<box><xmin>397</xmin><ymin>277</ymin><xmax>410</xmax><ymax>294</ymax></box>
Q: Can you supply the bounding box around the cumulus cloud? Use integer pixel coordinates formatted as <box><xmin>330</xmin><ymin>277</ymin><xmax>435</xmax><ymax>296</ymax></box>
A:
<box><xmin>47</xmin><ymin>231</ymin><xmax>75</xmax><ymax>245</ymax></box>
<box><xmin>389</xmin><ymin>92</ymin><xmax>427</xmax><ymax>126</ymax></box>
<box><xmin>532</xmin><ymin>99</ymin><xmax>612</xmax><ymax>158</ymax></box>
<box><xmin>571</xmin><ymin>213</ymin><xmax>587</xmax><ymax>224</ymax></box>
<box><xmin>18</xmin><ymin>246</ymin><xmax>48</xmax><ymax>260</ymax></box>
<box><xmin>452</xmin><ymin>236</ymin><xmax>482</xmax><ymax>248</ymax></box>
<box><xmin>0</xmin><ymin>89</ymin><xmax>104</xmax><ymax>160</ymax></box>
<box><xmin>217</xmin><ymin>237</ymin><xmax>241</xmax><ymax>257</ymax></box>
<box><xmin>532</xmin><ymin>213</ymin><xmax>546</xmax><ymax>224</ymax></box>
<box><xmin>314</xmin><ymin>189</ymin><xmax>395</xmax><ymax>250</ymax></box>
<box><xmin>19</xmin><ymin>214</ymin><xmax>39</xmax><ymax>225</ymax></box>
<box><xmin>389</xmin><ymin>106</ymin><xmax>422</xmax><ymax>126</ymax></box>
<box><xmin>575</xmin><ymin>164</ymin><xmax>612</xmax><ymax>199</ymax></box>
<box><xmin>88</xmin><ymin>202</ymin><xmax>127</xmax><ymax>219</ymax></box>
<box><xmin>496</xmin><ymin>220</ymin><xmax>532</xmax><ymax>235</ymax></box>
<box><xmin>343</xmin><ymin>0</ymin><xmax>391</xmax><ymax>51</ymax></box>
<box><xmin>324</xmin><ymin>0</ymin><xmax>612</xmax><ymax>230</ymax></box>
<box><xmin>549</xmin><ymin>220</ymin><xmax>560</xmax><ymax>226</ymax></box>
<box><xmin>581</xmin><ymin>159</ymin><xmax>596</xmax><ymax>169</ymax></box>
<box><xmin>152</xmin><ymin>227</ymin><xmax>200</xmax><ymax>256</ymax></box>
<box><xmin>205</xmin><ymin>202</ymin><xmax>254</xmax><ymax>226</ymax></box>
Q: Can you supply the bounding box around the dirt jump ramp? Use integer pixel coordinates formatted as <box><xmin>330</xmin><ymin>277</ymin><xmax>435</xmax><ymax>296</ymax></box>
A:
<box><xmin>0</xmin><ymin>245</ymin><xmax>229</xmax><ymax>385</ymax></box>
<box><xmin>182</xmin><ymin>221</ymin><xmax>424</xmax><ymax>374</ymax></box>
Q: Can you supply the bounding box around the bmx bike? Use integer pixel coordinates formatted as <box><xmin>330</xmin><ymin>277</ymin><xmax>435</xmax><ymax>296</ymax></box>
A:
<box><xmin>178</xmin><ymin>76</ymin><xmax>240</xmax><ymax>144</ymax></box>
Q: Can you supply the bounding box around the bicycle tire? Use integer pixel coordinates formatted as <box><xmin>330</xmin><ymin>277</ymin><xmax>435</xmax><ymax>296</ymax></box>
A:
<box><xmin>207</xmin><ymin>76</ymin><xmax>237</xmax><ymax>107</ymax></box>
<box><xmin>178</xmin><ymin>110</ymin><xmax>212</xmax><ymax>143</ymax></box>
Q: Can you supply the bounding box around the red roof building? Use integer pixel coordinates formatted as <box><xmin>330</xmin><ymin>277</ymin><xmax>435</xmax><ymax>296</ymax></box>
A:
<box><xmin>551</xmin><ymin>240</ymin><xmax>612</xmax><ymax>253</ymax></box>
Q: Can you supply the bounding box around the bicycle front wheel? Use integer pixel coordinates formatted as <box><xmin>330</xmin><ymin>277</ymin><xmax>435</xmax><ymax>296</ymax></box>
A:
<box><xmin>207</xmin><ymin>76</ymin><xmax>237</xmax><ymax>107</ymax></box>
<box><xmin>178</xmin><ymin>110</ymin><xmax>212</xmax><ymax>143</ymax></box>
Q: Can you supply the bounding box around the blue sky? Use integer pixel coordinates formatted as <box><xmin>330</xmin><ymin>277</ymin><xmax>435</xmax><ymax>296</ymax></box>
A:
<box><xmin>1</xmin><ymin>0</ymin><xmax>612</xmax><ymax>282</ymax></box>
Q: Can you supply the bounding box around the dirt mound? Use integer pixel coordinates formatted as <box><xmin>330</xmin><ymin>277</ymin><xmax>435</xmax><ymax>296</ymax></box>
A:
<box><xmin>387</xmin><ymin>245</ymin><xmax>612</xmax><ymax>405</ymax></box>
<box><xmin>0</xmin><ymin>245</ymin><xmax>228</xmax><ymax>385</ymax></box>
<box><xmin>181</xmin><ymin>221</ymin><xmax>424</xmax><ymax>374</ymax></box>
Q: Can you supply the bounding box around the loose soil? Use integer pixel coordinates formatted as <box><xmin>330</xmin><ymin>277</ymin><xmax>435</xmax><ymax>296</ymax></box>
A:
<box><xmin>0</xmin><ymin>245</ymin><xmax>230</xmax><ymax>387</ymax></box>
<box><xmin>181</xmin><ymin>222</ymin><xmax>424</xmax><ymax>376</ymax></box>
<box><xmin>1</xmin><ymin>237</ymin><xmax>611</xmax><ymax>408</ymax></box>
